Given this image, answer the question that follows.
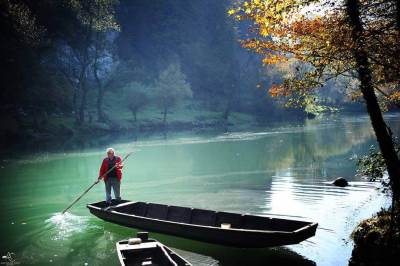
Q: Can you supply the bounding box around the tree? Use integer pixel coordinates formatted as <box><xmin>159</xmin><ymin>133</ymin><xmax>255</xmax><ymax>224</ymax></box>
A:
<box><xmin>0</xmin><ymin>0</ymin><xmax>45</xmax><ymax>119</ymax></box>
<box><xmin>155</xmin><ymin>63</ymin><xmax>192</xmax><ymax>123</ymax></box>
<box><xmin>56</xmin><ymin>0</ymin><xmax>119</xmax><ymax>124</ymax></box>
<box><xmin>124</xmin><ymin>82</ymin><xmax>150</xmax><ymax>122</ymax></box>
<box><xmin>229</xmin><ymin>0</ymin><xmax>400</xmax><ymax>108</ymax></box>
<box><xmin>229</xmin><ymin>0</ymin><xmax>400</xmax><ymax>200</ymax></box>
<box><xmin>115</xmin><ymin>0</ymin><xmax>249</xmax><ymax>114</ymax></box>
<box><xmin>92</xmin><ymin>31</ymin><xmax>116</xmax><ymax>122</ymax></box>
<box><xmin>345</xmin><ymin>0</ymin><xmax>400</xmax><ymax>200</ymax></box>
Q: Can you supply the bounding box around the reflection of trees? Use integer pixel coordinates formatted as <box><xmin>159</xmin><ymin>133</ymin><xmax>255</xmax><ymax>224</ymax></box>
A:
<box><xmin>182</xmin><ymin>116</ymin><xmax>381</xmax><ymax>181</ymax></box>
<box><xmin>262</xmin><ymin>116</ymin><xmax>376</xmax><ymax>173</ymax></box>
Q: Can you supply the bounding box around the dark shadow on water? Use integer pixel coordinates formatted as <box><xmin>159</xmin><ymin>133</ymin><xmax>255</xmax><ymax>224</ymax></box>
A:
<box><xmin>102</xmin><ymin>223</ymin><xmax>316</xmax><ymax>266</ymax></box>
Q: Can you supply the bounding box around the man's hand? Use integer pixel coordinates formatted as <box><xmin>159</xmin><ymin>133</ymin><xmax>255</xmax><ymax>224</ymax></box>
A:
<box><xmin>97</xmin><ymin>176</ymin><xmax>103</xmax><ymax>182</ymax></box>
<box><xmin>116</xmin><ymin>162</ymin><xmax>123</xmax><ymax>169</ymax></box>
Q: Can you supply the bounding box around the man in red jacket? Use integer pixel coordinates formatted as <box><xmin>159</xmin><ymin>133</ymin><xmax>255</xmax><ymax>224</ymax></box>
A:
<box><xmin>98</xmin><ymin>148</ymin><xmax>123</xmax><ymax>204</ymax></box>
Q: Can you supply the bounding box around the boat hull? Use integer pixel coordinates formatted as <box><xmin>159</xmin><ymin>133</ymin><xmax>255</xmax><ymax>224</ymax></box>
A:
<box><xmin>88</xmin><ymin>201</ymin><xmax>317</xmax><ymax>248</ymax></box>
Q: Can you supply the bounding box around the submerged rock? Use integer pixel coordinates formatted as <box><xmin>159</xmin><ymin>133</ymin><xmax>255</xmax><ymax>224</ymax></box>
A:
<box><xmin>333</xmin><ymin>177</ymin><xmax>348</xmax><ymax>187</ymax></box>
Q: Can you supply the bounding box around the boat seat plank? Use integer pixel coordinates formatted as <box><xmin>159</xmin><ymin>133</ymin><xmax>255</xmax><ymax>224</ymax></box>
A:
<box><xmin>146</xmin><ymin>203</ymin><xmax>169</xmax><ymax>220</ymax></box>
<box><xmin>120</xmin><ymin>242</ymin><xmax>158</xmax><ymax>250</ymax></box>
<box><xmin>191</xmin><ymin>209</ymin><xmax>216</xmax><ymax>226</ymax></box>
<box><xmin>216</xmin><ymin>212</ymin><xmax>243</xmax><ymax>228</ymax></box>
<box><xmin>130</xmin><ymin>202</ymin><xmax>148</xmax><ymax>216</ymax></box>
<box><xmin>243</xmin><ymin>215</ymin><xmax>272</xmax><ymax>230</ymax></box>
<box><xmin>167</xmin><ymin>206</ymin><xmax>192</xmax><ymax>223</ymax></box>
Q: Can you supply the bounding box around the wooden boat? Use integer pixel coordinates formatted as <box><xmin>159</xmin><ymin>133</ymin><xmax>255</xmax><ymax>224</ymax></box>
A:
<box><xmin>87</xmin><ymin>200</ymin><xmax>318</xmax><ymax>248</ymax></box>
<box><xmin>116</xmin><ymin>231</ymin><xmax>191</xmax><ymax>266</ymax></box>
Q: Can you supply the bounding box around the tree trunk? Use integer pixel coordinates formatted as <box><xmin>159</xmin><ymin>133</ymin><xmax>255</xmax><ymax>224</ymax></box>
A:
<box><xmin>346</xmin><ymin>0</ymin><xmax>400</xmax><ymax>200</ymax></box>
<box><xmin>222</xmin><ymin>104</ymin><xmax>230</xmax><ymax>121</ymax></box>
<box><xmin>78</xmin><ymin>80</ymin><xmax>87</xmax><ymax>125</ymax></box>
<box><xmin>163</xmin><ymin>105</ymin><xmax>167</xmax><ymax>124</ymax></box>
<box><xmin>32</xmin><ymin>107</ymin><xmax>39</xmax><ymax>130</ymax></box>
<box><xmin>396</xmin><ymin>0</ymin><xmax>400</xmax><ymax>31</ymax></box>
<box><xmin>96</xmin><ymin>87</ymin><xmax>106</xmax><ymax>122</ymax></box>
<box><xmin>130</xmin><ymin>107</ymin><xmax>137</xmax><ymax>123</ymax></box>
<box><xmin>93</xmin><ymin>56</ymin><xmax>106</xmax><ymax>122</ymax></box>
<box><xmin>73</xmin><ymin>87</ymin><xmax>79</xmax><ymax>123</ymax></box>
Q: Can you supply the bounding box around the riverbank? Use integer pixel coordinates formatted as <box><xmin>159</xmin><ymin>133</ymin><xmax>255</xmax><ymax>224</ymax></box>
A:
<box><xmin>0</xmin><ymin>104</ymin><xmax>308</xmax><ymax>150</ymax></box>
<box><xmin>350</xmin><ymin>206</ymin><xmax>400</xmax><ymax>266</ymax></box>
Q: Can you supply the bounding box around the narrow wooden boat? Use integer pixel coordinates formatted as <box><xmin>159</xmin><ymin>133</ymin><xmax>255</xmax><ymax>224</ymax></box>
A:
<box><xmin>87</xmin><ymin>200</ymin><xmax>318</xmax><ymax>248</ymax></box>
<box><xmin>116</xmin><ymin>232</ymin><xmax>191</xmax><ymax>266</ymax></box>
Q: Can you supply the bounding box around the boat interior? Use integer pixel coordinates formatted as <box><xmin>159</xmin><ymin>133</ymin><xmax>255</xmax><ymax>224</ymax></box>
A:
<box><xmin>118</xmin><ymin>240</ymin><xmax>188</xmax><ymax>266</ymax></box>
<box><xmin>90</xmin><ymin>201</ymin><xmax>311</xmax><ymax>232</ymax></box>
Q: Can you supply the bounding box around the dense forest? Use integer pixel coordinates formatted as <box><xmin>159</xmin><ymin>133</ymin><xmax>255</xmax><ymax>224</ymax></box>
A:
<box><xmin>0</xmin><ymin>0</ymin><xmax>362</xmax><ymax>148</ymax></box>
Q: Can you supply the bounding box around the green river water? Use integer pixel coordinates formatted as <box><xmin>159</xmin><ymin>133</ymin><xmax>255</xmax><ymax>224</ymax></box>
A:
<box><xmin>0</xmin><ymin>114</ymin><xmax>399</xmax><ymax>266</ymax></box>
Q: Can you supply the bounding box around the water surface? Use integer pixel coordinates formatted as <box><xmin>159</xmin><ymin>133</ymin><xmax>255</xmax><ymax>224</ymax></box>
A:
<box><xmin>0</xmin><ymin>114</ymin><xmax>399</xmax><ymax>265</ymax></box>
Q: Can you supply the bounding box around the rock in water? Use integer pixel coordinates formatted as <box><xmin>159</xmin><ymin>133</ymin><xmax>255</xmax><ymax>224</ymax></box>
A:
<box><xmin>333</xmin><ymin>177</ymin><xmax>348</xmax><ymax>187</ymax></box>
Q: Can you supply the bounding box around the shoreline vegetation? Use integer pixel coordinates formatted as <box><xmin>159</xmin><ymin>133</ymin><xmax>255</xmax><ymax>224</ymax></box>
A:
<box><xmin>1</xmin><ymin>109</ymin><xmax>397</xmax><ymax>154</ymax></box>
<box><xmin>350</xmin><ymin>207</ymin><xmax>400</xmax><ymax>266</ymax></box>
<box><xmin>0</xmin><ymin>104</ymin><xmax>313</xmax><ymax>148</ymax></box>
<box><xmin>352</xmin><ymin>137</ymin><xmax>400</xmax><ymax>266</ymax></box>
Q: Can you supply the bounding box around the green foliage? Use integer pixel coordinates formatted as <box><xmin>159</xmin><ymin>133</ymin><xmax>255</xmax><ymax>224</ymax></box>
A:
<box><xmin>68</xmin><ymin>0</ymin><xmax>120</xmax><ymax>32</ymax></box>
<box><xmin>2</xmin><ymin>0</ymin><xmax>45</xmax><ymax>46</ymax></box>
<box><xmin>155</xmin><ymin>63</ymin><xmax>192</xmax><ymax>122</ymax></box>
<box><xmin>304</xmin><ymin>96</ymin><xmax>339</xmax><ymax>116</ymax></box>
<box><xmin>123</xmin><ymin>82</ymin><xmax>150</xmax><ymax>122</ymax></box>
<box><xmin>2</xmin><ymin>0</ymin><xmax>357</xmax><ymax>141</ymax></box>
<box><xmin>357</xmin><ymin>138</ymin><xmax>400</xmax><ymax>181</ymax></box>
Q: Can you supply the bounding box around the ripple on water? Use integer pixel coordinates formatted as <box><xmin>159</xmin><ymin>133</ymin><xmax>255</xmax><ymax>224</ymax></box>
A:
<box><xmin>45</xmin><ymin>212</ymin><xmax>97</xmax><ymax>241</ymax></box>
<box><xmin>9</xmin><ymin>212</ymin><xmax>101</xmax><ymax>265</ymax></box>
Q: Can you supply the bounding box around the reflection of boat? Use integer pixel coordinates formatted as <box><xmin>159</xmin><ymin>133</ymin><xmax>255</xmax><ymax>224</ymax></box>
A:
<box><xmin>88</xmin><ymin>200</ymin><xmax>318</xmax><ymax>248</ymax></box>
<box><xmin>116</xmin><ymin>232</ymin><xmax>191</xmax><ymax>266</ymax></box>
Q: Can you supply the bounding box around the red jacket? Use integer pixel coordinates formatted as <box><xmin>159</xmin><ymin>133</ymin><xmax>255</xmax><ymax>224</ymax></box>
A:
<box><xmin>99</xmin><ymin>156</ymin><xmax>123</xmax><ymax>181</ymax></box>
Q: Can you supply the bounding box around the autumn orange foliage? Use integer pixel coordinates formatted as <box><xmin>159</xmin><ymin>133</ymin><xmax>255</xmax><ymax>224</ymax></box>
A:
<box><xmin>229</xmin><ymin>0</ymin><xmax>400</xmax><ymax>108</ymax></box>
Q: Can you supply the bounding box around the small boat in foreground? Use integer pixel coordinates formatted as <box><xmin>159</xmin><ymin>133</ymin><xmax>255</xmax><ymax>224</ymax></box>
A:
<box><xmin>87</xmin><ymin>200</ymin><xmax>318</xmax><ymax>248</ymax></box>
<box><xmin>116</xmin><ymin>232</ymin><xmax>191</xmax><ymax>266</ymax></box>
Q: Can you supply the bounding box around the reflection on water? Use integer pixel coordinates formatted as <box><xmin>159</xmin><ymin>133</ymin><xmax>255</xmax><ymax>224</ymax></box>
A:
<box><xmin>45</xmin><ymin>212</ymin><xmax>97</xmax><ymax>241</ymax></box>
<box><xmin>268</xmin><ymin>176</ymin><xmax>387</xmax><ymax>266</ymax></box>
<box><xmin>0</xmin><ymin>114</ymin><xmax>399</xmax><ymax>265</ymax></box>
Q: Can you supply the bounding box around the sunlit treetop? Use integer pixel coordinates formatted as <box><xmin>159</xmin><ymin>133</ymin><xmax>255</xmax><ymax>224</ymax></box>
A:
<box><xmin>68</xmin><ymin>0</ymin><xmax>120</xmax><ymax>32</ymax></box>
<box><xmin>2</xmin><ymin>0</ymin><xmax>46</xmax><ymax>46</ymax></box>
<box><xmin>2</xmin><ymin>0</ymin><xmax>120</xmax><ymax>48</ymax></box>
<box><xmin>228</xmin><ymin>0</ymin><xmax>400</xmax><ymax>110</ymax></box>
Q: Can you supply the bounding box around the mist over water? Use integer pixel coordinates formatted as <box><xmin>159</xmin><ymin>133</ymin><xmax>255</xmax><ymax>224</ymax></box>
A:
<box><xmin>0</xmin><ymin>114</ymin><xmax>398</xmax><ymax>265</ymax></box>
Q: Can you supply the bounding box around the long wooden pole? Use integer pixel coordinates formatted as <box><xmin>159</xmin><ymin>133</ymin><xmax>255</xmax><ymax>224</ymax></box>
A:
<box><xmin>61</xmin><ymin>151</ymin><xmax>133</xmax><ymax>214</ymax></box>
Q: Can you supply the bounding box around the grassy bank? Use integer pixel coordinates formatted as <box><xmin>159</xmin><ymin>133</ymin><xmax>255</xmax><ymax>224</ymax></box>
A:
<box><xmin>0</xmin><ymin>104</ymin><xmax>265</xmax><ymax>147</ymax></box>
<box><xmin>1</xmin><ymin>94</ymin><xmax>310</xmax><ymax>146</ymax></box>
